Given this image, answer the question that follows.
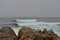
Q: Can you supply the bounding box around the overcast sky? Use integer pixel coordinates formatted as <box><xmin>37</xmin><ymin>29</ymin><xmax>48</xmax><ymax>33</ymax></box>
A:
<box><xmin>0</xmin><ymin>0</ymin><xmax>60</xmax><ymax>17</ymax></box>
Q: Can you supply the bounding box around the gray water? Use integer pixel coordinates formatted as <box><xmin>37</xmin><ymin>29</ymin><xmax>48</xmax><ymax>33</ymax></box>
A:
<box><xmin>0</xmin><ymin>17</ymin><xmax>60</xmax><ymax>36</ymax></box>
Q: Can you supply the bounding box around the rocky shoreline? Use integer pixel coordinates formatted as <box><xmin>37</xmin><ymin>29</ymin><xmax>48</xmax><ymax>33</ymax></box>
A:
<box><xmin>0</xmin><ymin>26</ymin><xmax>60</xmax><ymax>40</ymax></box>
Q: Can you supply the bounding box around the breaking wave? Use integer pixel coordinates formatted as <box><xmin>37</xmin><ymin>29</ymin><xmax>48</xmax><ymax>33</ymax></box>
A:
<box><xmin>0</xmin><ymin>18</ymin><xmax>60</xmax><ymax>36</ymax></box>
<box><xmin>14</xmin><ymin>19</ymin><xmax>60</xmax><ymax>36</ymax></box>
<box><xmin>15</xmin><ymin>19</ymin><xmax>60</xmax><ymax>26</ymax></box>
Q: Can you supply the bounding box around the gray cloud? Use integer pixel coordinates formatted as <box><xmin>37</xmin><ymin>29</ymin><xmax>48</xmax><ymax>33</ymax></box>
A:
<box><xmin>0</xmin><ymin>0</ymin><xmax>60</xmax><ymax>17</ymax></box>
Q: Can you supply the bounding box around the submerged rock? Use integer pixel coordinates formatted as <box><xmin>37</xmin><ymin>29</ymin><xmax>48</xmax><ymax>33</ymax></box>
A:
<box><xmin>18</xmin><ymin>27</ymin><xmax>60</xmax><ymax>40</ymax></box>
<box><xmin>0</xmin><ymin>27</ymin><xmax>17</xmax><ymax>40</ymax></box>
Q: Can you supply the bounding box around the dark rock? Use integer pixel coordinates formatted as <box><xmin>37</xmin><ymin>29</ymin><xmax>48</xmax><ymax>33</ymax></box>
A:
<box><xmin>43</xmin><ymin>28</ymin><xmax>47</xmax><ymax>33</ymax></box>
<box><xmin>0</xmin><ymin>27</ymin><xmax>17</xmax><ymax>40</ymax></box>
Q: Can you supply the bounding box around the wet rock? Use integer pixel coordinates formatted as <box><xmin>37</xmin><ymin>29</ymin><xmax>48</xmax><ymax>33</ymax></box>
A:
<box><xmin>18</xmin><ymin>27</ymin><xmax>60</xmax><ymax>40</ymax></box>
<box><xmin>0</xmin><ymin>27</ymin><xmax>17</xmax><ymax>40</ymax></box>
<box><xmin>42</xmin><ymin>28</ymin><xmax>47</xmax><ymax>33</ymax></box>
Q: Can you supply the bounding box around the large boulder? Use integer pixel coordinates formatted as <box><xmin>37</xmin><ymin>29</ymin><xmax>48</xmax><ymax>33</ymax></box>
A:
<box><xmin>18</xmin><ymin>27</ymin><xmax>60</xmax><ymax>40</ymax></box>
<box><xmin>18</xmin><ymin>27</ymin><xmax>36</xmax><ymax>40</ymax></box>
<box><xmin>0</xmin><ymin>27</ymin><xmax>17</xmax><ymax>40</ymax></box>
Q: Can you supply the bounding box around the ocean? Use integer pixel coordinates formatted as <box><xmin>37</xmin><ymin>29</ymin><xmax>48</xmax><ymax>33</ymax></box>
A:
<box><xmin>0</xmin><ymin>17</ymin><xmax>60</xmax><ymax>36</ymax></box>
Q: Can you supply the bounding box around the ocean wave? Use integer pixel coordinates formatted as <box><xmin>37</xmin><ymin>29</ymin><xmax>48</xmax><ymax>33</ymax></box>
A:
<box><xmin>14</xmin><ymin>19</ymin><xmax>37</xmax><ymax>23</ymax></box>
<box><xmin>0</xmin><ymin>18</ymin><xmax>60</xmax><ymax>36</ymax></box>
<box><xmin>0</xmin><ymin>19</ymin><xmax>60</xmax><ymax>27</ymax></box>
<box><xmin>14</xmin><ymin>19</ymin><xmax>60</xmax><ymax>26</ymax></box>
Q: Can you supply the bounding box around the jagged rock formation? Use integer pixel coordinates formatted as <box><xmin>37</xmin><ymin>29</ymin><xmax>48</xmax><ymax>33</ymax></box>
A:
<box><xmin>18</xmin><ymin>27</ymin><xmax>60</xmax><ymax>40</ymax></box>
<box><xmin>0</xmin><ymin>27</ymin><xmax>17</xmax><ymax>40</ymax></box>
<box><xmin>0</xmin><ymin>26</ymin><xmax>60</xmax><ymax>40</ymax></box>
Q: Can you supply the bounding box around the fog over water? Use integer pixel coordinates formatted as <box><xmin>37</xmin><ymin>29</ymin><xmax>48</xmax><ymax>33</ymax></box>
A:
<box><xmin>0</xmin><ymin>0</ymin><xmax>60</xmax><ymax>17</ymax></box>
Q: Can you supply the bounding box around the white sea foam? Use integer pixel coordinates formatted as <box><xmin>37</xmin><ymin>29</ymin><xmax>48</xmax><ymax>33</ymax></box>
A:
<box><xmin>0</xmin><ymin>19</ymin><xmax>60</xmax><ymax>36</ymax></box>
<box><xmin>4</xmin><ymin>18</ymin><xmax>60</xmax><ymax>37</ymax></box>
<box><xmin>15</xmin><ymin>19</ymin><xmax>37</xmax><ymax>23</ymax></box>
<box><xmin>15</xmin><ymin>19</ymin><xmax>60</xmax><ymax>27</ymax></box>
